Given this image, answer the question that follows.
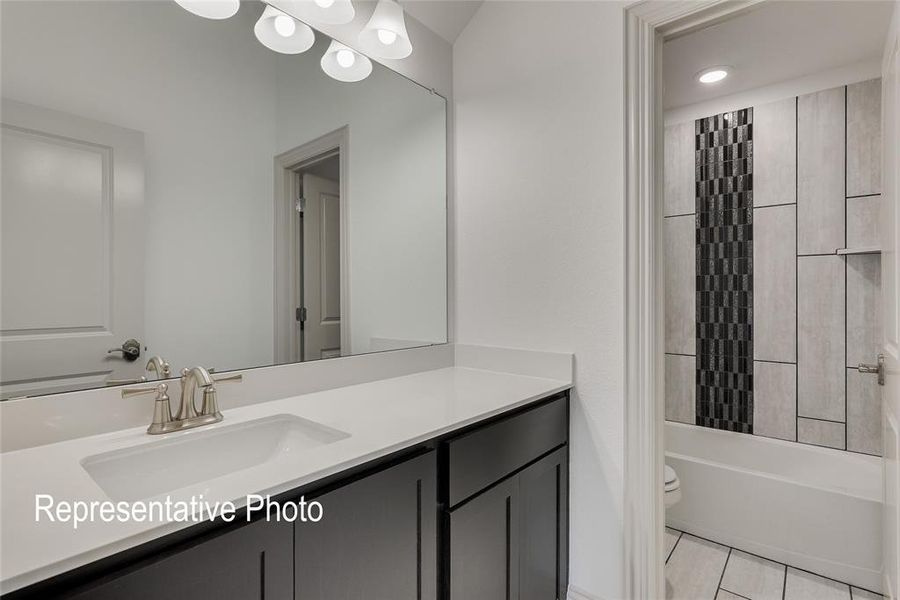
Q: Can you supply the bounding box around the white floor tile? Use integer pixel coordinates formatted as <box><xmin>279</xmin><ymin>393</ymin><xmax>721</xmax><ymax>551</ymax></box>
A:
<box><xmin>850</xmin><ymin>587</ymin><xmax>883</xmax><ymax>600</ymax></box>
<box><xmin>784</xmin><ymin>568</ymin><xmax>851</xmax><ymax>600</ymax></box>
<box><xmin>720</xmin><ymin>549</ymin><xmax>786</xmax><ymax>600</ymax></box>
<box><xmin>665</xmin><ymin>534</ymin><xmax>730</xmax><ymax>600</ymax></box>
<box><xmin>717</xmin><ymin>590</ymin><xmax>749</xmax><ymax>600</ymax></box>
<box><xmin>665</xmin><ymin>527</ymin><xmax>681</xmax><ymax>562</ymax></box>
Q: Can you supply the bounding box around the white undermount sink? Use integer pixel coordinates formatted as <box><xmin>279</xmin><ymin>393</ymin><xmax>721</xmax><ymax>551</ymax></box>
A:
<box><xmin>81</xmin><ymin>414</ymin><xmax>351</xmax><ymax>502</ymax></box>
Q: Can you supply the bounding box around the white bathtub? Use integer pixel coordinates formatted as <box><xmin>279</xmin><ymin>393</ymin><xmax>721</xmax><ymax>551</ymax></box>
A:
<box><xmin>665</xmin><ymin>421</ymin><xmax>884</xmax><ymax>592</ymax></box>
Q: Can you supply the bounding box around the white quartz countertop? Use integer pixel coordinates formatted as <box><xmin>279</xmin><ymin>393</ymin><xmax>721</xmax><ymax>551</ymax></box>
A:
<box><xmin>0</xmin><ymin>366</ymin><xmax>570</xmax><ymax>593</ymax></box>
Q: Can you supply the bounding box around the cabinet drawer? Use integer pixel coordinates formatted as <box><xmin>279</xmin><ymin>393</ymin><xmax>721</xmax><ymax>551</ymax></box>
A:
<box><xmin>447</xmin><ymin>395</ymin><xmax>567</xmax><ymax>506</ymax></box>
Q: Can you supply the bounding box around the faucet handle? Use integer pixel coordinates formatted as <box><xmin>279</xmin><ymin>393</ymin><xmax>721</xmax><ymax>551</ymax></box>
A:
<box><xmin>122</xmin><ymin>383</ymin><xmax>175</xmax><ymax>434</ymax></box>
<box><xmin>199</xmin><ymin>373</ymin><xmax>241</xmax><ymax>417</ymax></box>
<box><xmin>121</xmin><ymin>382</ymin><xmax>167</xmax><ymax>398</ymax></box>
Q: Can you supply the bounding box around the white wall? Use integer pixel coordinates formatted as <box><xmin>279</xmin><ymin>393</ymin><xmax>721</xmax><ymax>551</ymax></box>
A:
<box><xmin>1</xmin><ymin>0</ymin><xmax>449</xmax><ymax>375</ymax></box>
<box><xmin>453</xmin><ymin>2</ymin><xmax>627</xmax><ymax>598</ymax></box>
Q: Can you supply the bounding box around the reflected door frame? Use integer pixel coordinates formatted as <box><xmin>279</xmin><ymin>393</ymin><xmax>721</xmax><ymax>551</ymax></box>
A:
<box><xmin>273</xmin><ymin>127</ymin><xmax>350</xmax><ymax>364</ymax></box>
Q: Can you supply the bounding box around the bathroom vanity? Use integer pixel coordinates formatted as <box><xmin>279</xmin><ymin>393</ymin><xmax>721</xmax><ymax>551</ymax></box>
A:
<box><xmin>0</xmin><ymin>356</ymin><xmax>571</xmax><ymax>600</ymax></box>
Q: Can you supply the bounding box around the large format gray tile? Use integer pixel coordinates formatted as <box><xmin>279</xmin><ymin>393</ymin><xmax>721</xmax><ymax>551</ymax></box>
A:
<box><xmin>666</xmin><ymin>354</ymin><xmax>696</xmax><ymax>424</ymax></box>
<box><xmin>665</xmin><ymin>121</ymin><xmax>696</xmax><ymax>217</ymax></box>
<box><xmin>798</xmin><ymin>255</ymin><xmax>846</xmax><ymax>421</ymax></box>
<box><xmin>847</xmin><ymin>254</ymin><xmax>882</xmax><ymax>368</ymax></box>
<box><xmin>754</xmin><ymin>361</ymin><xmax>797</xmax><ymax>441</ymax></box>
<box><xmin>754</xmin><ymin>205</ymin><xmax>796</xmax><ymax>362</ymax></box>
<box><xmin>716</xmin><ymin>591</ymin><xmax>747</xmax><ymax>600</ymax></box>
<box><xmin>720</xmin><ymin>549</ymin><xmax>786</xmax><ymax>600</ymax></box>
<box><xmin>850</xmin><ymin>586</ymin><xmax>884</xmax><ymax>599</ymax></box>
<box><xmin>847</xmin><ymin>368</ymin><xmax>882</xmax><ymax>456</ymax></box>
<box><xmin>665</xmin><ymin>215</ymin><xmax>695</xmax><ymax>355</ymax></box>
<box><xmin>798</xmin><ymin>87</ymin><xmax>845</xmax><ymax>255</ymax></box>
<box><xmin>798</xmin><ymin>418</ymin><xmax>845</xmax><ymax>450</ymax></box>
<box><xmin>847</xmin><ymin>79</ymin><xmax>882</xmax><ymax>198</ymax></box>
<box><xmin>665</xmin><ymin>528</ymin><xmax>681</xmax><ymax>562</ymax></box>
<box><xmin>666</xmin><ymin>534</ymin><xmax>730</xmax><ymax>600</ymax></box>
<box><xmin>847</xmin><ymin>195</ymin><xmax>880</xmax><ymax>249</ymax></box>
<box><xmin>784</xmin><ymin>567</ymin><xmax>851</xmax><ymax>600</ymax></box>
<box><xmin>754</xmin><ymin>97</ymin><xmax>797</xmax><ymax>207</ymax></box>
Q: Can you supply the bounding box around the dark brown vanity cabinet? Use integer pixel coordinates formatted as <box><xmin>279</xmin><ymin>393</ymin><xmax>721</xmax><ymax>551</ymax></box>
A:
<box><xmin>9</xmin><ymin>394</ymin><xmax>568</xmax><ymax>600</ymax></box>
<box><xmin>447</xmin><ymin>398</ymin><xmax>569</xmax><ymax>600</ymax></box>
<box><xmin>65</xmin><ymin>518</ymin><xmax>293</xmax><ymax>600</ymax></box>
<box><xmin>295</xmin><ymin>451</ymin><xmax>438</xmax><ymax>600</ymax></box>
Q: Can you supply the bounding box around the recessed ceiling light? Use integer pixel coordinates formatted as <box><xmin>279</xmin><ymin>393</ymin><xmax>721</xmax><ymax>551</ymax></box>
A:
<box><xmin>698</xmin><ymin>67</ymin><xmax>729</xmax><ymax>84</ymax></box>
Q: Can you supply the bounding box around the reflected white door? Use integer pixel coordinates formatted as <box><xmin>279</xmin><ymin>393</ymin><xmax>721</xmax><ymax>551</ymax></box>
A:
<box><xmin>882</xmin><ymin>18</ymin><xmax>900</xmax><ymax>600</ymax></box>
<box><xmin>301</xmin><ymin>173</ymin><xmax>341</xmax><ymax>360</ymax></box>
<box><xmin>0</xmin><ymin>100</ymin><xmax>145</xmax><ymax>397</ymax></box>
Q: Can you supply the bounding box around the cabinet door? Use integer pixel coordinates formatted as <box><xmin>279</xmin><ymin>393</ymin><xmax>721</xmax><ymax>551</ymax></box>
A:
<box><xmin>66</xmin><ymin>518</ymin><xmax>293</xmax><ymax>600</ymax></box>
<box><xmin>519</xmin><ymin>448</ymin><xmax>568</xmax><ymax>600</ymax></box>
<box><xmin>449</xmin><ymin>447</ymin><xmax>568</xmax><ymax>600</ymax></box>
<box><xmin>449</xmin><ymin>476</ymin><xmax>519</xmax><ymax>600</ymax></box>
<box><xmin>295</xmin><ymin>450</ymin><xmax>437</xmax><ymax>600</ymax></box>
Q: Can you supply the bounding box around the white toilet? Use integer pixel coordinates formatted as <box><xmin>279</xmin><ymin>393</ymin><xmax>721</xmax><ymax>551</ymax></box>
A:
<box><xmin>664</xmin><ymin>464</ymin><xmax>681</xmax><ymax>508</ymax></box>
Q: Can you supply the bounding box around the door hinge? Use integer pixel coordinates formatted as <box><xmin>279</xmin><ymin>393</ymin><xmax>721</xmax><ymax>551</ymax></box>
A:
<box><xmin>296</xmin><ymin>307</ymin><xmax>307</xmax><ymax>322</ymax></box>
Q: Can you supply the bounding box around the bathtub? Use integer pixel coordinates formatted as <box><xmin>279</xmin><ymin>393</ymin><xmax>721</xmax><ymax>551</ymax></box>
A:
<box><xmin>665</xmin><ymin>421</ymin><xmax>884</xmax><ymax>592</ymax></box>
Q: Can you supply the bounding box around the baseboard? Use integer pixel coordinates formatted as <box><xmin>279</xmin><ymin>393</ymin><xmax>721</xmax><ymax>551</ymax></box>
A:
<box><xmin>567</xmin><ymin>584</ymin><xmax>608</xmax><ymax>600</ymax></box>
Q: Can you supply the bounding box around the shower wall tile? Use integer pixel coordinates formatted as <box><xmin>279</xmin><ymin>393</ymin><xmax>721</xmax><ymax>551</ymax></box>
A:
<box><xmin>847</xmin><ymin>368</ymin><xmax>882</xmax><ymax>455</ymax></box>
<box><xmin>846</xmin><ymin>195</ymin><xmax>880</xmax><ymax>249</ymax></box>
<box><xmin>665</xmin><ymin>121</ymin><xmax>696</xmax><ymax>216</ymax></box>
<box><xmin>665</xmin><ymin>215</ymin><xmax>696</xmax><ymax>355</ymax></box>
<box><xmin>694</xmin><ymin>108</ymin><xmax>755</xmax><ymax>433</ymax></box>
<box><xmin>666</xmin><ymin>353</ymin><xmax>696</xmax><ymax>424</ymax></box>
<box><xmin>798</xmin><ymin>255</ymin><xmax>845</xmax><ymax>421</ymax></box>
<box><xmin>847</xmin><ymin>254</ymin><xmax>882</xmax><ymax>368</ymax></box>
<box><xmin>753</xmin><ymin>97</ymin><xmax>797</xmax><ymax>207</ymax></box>
<box><xmin>754</xmin><ymin>205</ymin><xmax>796</xmax><ymax>362</ymax></box>
<box><xmin>753</xmin><ymin>361</ymin><xmax>796</xmax><ymax>441</ymax></box>
<box><xmin>797</xmin><ymin>418</ymin><xmax>845</xmax><ymax>450</ymax></box>
<box><xmin>847</xmin><ymin>78</ymin><xmax>882</xmax><ymax>198</ymax></box>
<box><xmin>798</xmin><ymin>87</ymin><xmax>845</xmax><ymax>255</ymax></box>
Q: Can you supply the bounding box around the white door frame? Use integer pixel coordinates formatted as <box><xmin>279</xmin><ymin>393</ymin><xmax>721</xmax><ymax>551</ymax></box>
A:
<box><xmin>273</xmin><ymin>127</ymin><xmax>351</xmax><ymax>364</ymax></box>
<box><xmin>622</xmin><ymin>2</ymin><xmax>767</xmax><ymax>597</ymax></box>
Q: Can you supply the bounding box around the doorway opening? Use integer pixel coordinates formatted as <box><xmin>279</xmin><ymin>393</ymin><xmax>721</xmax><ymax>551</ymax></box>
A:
<box><xmin>273</xmin><ymin>127</ymin><xmax>350</xmax><ymax>365</ymax></box>
<box><xmin>624</xmin><ymin>2</ymin><xmax>898</xmax><ymax>598</ymax></box>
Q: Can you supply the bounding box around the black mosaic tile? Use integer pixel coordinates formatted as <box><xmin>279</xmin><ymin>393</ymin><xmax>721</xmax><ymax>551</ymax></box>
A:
<box><xmin>695</xmin><ymin>107</ymin><xmax>754</xmax><ymax>434</ymax></box>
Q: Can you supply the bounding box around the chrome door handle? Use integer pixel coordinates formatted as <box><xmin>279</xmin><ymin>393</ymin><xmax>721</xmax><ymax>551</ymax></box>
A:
<box><xmin>108</xmin><ymin>339</ymin><xmax>142</xmax><ymax>362</ymax></box>
<box><xmin>857</xmin><ymin>354</ymin><xmax>884</xmax><ymax>386</ymax></box>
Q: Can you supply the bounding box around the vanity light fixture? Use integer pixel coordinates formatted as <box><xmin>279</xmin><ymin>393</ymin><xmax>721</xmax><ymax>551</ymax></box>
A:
<box><xmin>697</xmin><ymin>66</ymin><xmax>729</xmax><ymax>84</ymax></box>
<box><xmin>358</xmin><ymin>0</ymin><xmax>411</xmax><ymax>59</ymax></box>
<box><xmin>174</xmin><ymin>0</ymin><xmax>240</xmax><ymax>20</ymax></box>
<box><xmin>321</xmin><ymin>40</ymin><xmax>372</xmax><ymax>82</ymax></box>
<box><xmin>255</xmin><ymin>5</ymin><xmax>315</xmax><ymax>54</ymax></box>
<box><xmin>286</xmin><ymin>0</ymin><xmax>356</xmax><ymax>25</ymax></box>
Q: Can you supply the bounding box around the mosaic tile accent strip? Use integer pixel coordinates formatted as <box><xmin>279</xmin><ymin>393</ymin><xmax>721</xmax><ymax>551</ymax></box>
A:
<box><xmin>695</xmin><ymin>108</ymin><xmax>754</xmax><ymax>433</ymax></box>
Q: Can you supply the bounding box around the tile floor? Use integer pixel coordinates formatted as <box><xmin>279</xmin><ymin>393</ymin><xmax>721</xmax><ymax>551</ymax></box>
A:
<box><xmin>665</xmin><ymin>528</ymin><xmax>883</xmax><ymax>600</ymax></box>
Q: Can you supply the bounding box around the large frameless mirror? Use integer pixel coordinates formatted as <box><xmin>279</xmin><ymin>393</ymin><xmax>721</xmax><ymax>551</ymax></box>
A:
<box><xmin>0</xmin><ymin>0</ymin><xmax>447</xmax><ymax>399</ymax></box>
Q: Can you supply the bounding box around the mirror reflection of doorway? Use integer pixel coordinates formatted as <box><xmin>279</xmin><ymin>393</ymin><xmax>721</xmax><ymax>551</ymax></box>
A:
<box><xmin>294</xmin><ymin>154</ymin><xmax>342</xmax><ymax>362</ymax></box>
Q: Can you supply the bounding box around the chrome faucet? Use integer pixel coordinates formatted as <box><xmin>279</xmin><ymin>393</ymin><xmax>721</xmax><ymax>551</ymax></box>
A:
<box><xmin>145</xmin><ymin>355</ymin><xmax>171</xmax><ymax>380</ymax></box>
<box><xmin>122</xmin><ymin>366</ymin><xmax>241</xmax><ymax>435</ymax></box>
<box><xmin>177</xmin><ymin>366</ymin><xmax>214</xmax><ymax>421</ymax></box>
